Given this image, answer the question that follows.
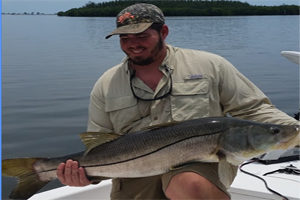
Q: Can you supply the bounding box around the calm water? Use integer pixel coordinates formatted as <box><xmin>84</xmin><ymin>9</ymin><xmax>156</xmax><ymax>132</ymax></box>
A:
<box><xmin>2</xmin><ymin>15</ymin><xmax>299</xmax><ymax>199</ymax></box>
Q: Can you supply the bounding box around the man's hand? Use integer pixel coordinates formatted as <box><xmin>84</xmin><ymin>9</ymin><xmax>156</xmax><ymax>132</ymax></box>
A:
<box><xmin>57</xmin><ymin>159</ymin><xmax>91</xmax><ymax>186</ymax></box>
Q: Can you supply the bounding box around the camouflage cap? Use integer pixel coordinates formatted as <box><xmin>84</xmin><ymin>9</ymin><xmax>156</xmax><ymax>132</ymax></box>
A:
<box><xmin>105</xmin><ymin>3</ymin><xmax>165</xmax><ymax>39</ymax></box>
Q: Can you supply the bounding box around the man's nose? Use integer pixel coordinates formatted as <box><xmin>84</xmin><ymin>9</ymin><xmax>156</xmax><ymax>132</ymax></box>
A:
<box><xmin>127</xmin><ymin>38</ymin><xmax>140</xmax><ymax>47</ymax></box>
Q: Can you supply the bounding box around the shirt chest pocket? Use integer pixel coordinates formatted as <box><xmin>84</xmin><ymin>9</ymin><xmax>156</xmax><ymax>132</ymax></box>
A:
<box><xmin>171</xmin><ymin>79</ymin><xmax>209</xmax><ymax>121</ymax></box>
<box><xmin>105</xmin><ymin>96</ymin><xmax>140</xmax><ymax>133</ymax></box>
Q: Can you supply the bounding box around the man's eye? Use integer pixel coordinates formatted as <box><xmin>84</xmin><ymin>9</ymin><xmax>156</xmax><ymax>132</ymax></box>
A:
<box><xmin>121</xmin><ymin>37</ymin><xmax>129</xmax><ymax>41</ymax></box>
<box><xmin>138</xmin><ymin>35</ymin><xmax>147</xmax><ymax>39</ymax></box>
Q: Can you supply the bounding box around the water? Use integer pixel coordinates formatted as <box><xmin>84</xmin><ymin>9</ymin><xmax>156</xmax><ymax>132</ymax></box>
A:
<box><xmin>2</xmin><ymin>15</ymin><xmax>299</xmax><ymax>199</ymax></box>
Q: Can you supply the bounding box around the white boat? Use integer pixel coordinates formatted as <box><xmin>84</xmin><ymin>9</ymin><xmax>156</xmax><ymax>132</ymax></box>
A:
<box><xmin>29</xmin><ymin>180</ymin><xmax>112</xmax><ymax>200</ymax></box>
<box><xmin>281</xmin><ymin>51</ymin><xmax>300</xmax><ymax>65</ymax></box>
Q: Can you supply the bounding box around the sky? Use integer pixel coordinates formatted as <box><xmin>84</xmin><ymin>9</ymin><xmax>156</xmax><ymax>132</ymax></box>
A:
<box><xmin>2</xmin><ymin>0</ymin><xmax>300</xmax><ymax>14</ymax></box>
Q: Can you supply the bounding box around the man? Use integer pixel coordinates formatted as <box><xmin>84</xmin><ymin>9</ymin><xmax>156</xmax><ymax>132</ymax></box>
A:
<box><xmin>57</xmin><ymin>3</ymin><xmax>298</xmax><ymax>200</ymax></box>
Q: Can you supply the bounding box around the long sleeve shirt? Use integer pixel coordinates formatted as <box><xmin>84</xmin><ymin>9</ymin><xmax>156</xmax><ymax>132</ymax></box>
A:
<box><xmin>87</xmin><ymin>45</ymin><xmax>298</xmax><ymax>135</ymax></box>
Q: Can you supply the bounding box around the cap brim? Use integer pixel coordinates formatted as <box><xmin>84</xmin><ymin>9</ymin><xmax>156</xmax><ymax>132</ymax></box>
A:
<box><xmin>105</xmin><ymin>22</ymin><xmax>153</xmax><ymax>39</ymax></box>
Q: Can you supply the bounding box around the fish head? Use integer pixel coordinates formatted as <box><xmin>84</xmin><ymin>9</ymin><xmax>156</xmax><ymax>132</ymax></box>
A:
<box><xmin>246</xmin><ymin>124</ymin><xmax>299</xmax><ymax>153</ymax></box>
<box><xmin>220</xmin><ymin>122</ymin><xmax>299</xmax><ymax>162</ymax></box>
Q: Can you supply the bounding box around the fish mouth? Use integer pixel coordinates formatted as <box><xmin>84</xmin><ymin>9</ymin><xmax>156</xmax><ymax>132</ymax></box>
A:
<box><xmin>275</xmin><ymin>136</ymin><xmax>299</xmax><ymax>149</ymax></box>
<box><xmin>280</xmin><ymin>126</ymin><xmax>299</xmax><ymax>145</ymax></box>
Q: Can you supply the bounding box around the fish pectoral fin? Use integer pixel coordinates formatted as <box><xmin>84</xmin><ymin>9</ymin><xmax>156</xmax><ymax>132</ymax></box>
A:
<box><xmin>217</xmin><ymin>153</ymin><xmax>238</xmax><ymax>189</ymax></box>
<box><xmin>80</xmin><ymin>132</ymin><xmax>120</xmax><ymax>153</ymax></box>
<box><xmin>3</xmin><ymin>158</ymin><xmax>50</xmax><ymax>199</ymax></box>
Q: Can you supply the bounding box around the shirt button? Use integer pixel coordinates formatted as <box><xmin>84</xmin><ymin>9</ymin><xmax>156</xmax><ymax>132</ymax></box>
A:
<box><xmin>153</xmin><ymin>116</ymin><xmax>158</xmax><ymax>120</ymax></box>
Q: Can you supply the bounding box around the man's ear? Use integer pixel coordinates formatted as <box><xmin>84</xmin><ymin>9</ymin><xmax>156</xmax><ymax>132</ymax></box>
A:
<box><xmin>160</xmin><ymin>24</ymin><xmax>169</xmax><ymax>40</ymax></box>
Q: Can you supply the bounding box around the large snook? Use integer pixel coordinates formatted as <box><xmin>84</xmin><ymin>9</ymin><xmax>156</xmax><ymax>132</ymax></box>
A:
<box><xmin>3</xmin><ymin>117</ymin><xmax>299</xmax><ymax>199</ymax></box>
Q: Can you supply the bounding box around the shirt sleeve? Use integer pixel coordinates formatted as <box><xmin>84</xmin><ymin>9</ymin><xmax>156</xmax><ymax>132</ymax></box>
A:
<box><xmin>87</xmin><ymin>79</ymin><xmax>114</xmax><ymax>133</ymax></box>
<box><xmin>219</xmin><ymin>57</ymin><xmax>299</xmax><ymax>125</ymax></box>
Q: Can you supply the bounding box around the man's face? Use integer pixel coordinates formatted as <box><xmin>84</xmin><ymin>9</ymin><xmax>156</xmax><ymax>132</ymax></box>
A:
<box><xmin>119</xmin><ymin>28</ymin><xmax>164</xmax><ymax>66</ymax></box>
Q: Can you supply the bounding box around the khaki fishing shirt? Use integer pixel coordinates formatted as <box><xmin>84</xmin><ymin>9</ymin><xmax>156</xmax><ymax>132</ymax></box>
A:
<box><xmin>87</xmin><ymin>45</ymin><xmax>298</xmax><ymax>134</ymax></box>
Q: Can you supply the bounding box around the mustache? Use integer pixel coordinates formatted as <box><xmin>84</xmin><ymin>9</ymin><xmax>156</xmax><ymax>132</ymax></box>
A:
<box><xmin>128</xmin><ymin>46</ymin><xmax>146</xmax><ymax>50</ymax></box>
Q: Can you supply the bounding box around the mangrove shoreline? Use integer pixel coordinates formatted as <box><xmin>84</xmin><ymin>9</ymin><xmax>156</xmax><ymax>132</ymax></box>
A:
<box><xmin>57</xmin><ymin>0</ymin><xmax>300</xmax><ymax>17</ymax></box>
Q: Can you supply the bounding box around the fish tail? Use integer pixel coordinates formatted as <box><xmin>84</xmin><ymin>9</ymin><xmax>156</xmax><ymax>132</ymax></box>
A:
<box><xmin>2</xmin><ymin>158</ymin><xmax>50</xmax><ymax>199</ymax></box>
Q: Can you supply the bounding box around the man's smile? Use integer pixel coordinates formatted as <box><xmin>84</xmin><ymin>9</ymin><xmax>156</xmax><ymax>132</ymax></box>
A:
<box><xmin>130</xmin><ymin>48</ymin><xmax>145</xmax><ymax>55</ymax></box>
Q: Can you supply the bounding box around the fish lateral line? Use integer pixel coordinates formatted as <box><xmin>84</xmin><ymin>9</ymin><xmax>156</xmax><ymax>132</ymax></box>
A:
<box><xmin>16</xmin><ymin>127</ymin><xmax>227</xmax><ymax>176</ymax></box>
<box><xmin>32</xmin><ymin>128</ymin><xmax>226</xmax><ymax>175</ymax></box>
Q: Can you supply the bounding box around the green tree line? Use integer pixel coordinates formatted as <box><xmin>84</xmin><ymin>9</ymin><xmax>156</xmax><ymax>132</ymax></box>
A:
<box><xmin>57</xmin><ymin>0</ymin><xmax>300</xmax><ymax>17</ymax></box>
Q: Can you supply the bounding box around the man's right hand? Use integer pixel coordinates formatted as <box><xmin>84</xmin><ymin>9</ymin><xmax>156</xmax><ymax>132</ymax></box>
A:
<box><xmin>57</xmin><ymin>159</ymin><xmax>91</xmax><ymax>186</ymax></box>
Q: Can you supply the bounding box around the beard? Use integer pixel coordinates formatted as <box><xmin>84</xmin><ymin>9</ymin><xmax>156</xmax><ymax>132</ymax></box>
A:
<box><xmin>128</xmin><ymin>36</ymin><xmax>163</xmax><ymax>66</ymax></box>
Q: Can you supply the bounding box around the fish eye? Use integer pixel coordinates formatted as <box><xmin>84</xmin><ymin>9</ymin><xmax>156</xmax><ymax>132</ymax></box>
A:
<box><xmin>271</xmin><ymin>127</ymin><xmax>281</xmax><ymax>134</ymax></box>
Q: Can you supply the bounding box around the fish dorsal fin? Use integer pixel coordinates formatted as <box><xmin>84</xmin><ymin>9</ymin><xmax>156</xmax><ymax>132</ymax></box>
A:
<box><xmin>80</xmin><ymin>132</ymin><xmax>120</xmax><ymax>155</ymax></box>
<box><xmin>142</xmin><ymin>121</ymin><xmax>179</xmax><ymax>131</ymax></box>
